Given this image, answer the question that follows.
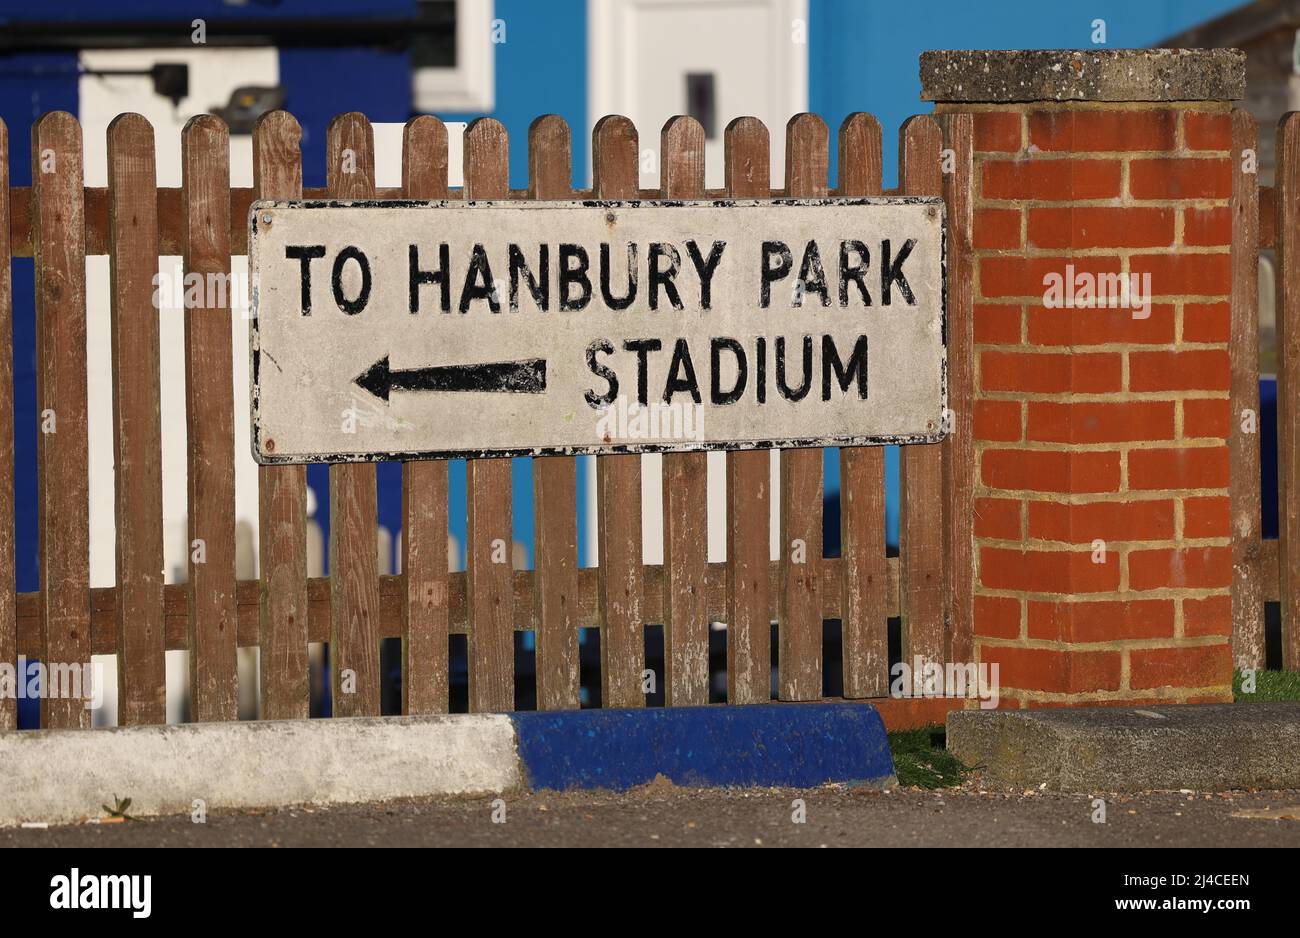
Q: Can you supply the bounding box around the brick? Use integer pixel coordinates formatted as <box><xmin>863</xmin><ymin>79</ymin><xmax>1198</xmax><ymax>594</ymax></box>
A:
<box><xmin>1183</xmin><ymin>206</ymin><xmax>1231</xmax><ymax>247</ymax></box>
<box><xmin>981</xmin><ymin>645</ymin><xmax>1123</xmax><ymax>694</ymax></box>
<box><xmin>973</xmin><ymin>111</ymin><xmax>1022</xmax><ymax>152</ymax></box>
<box><xmin>982</xmin><ymin>158</ymin><xmax>1122</xmax><ymax>201</ymax></box>
<box><xmin>974</xmin><ymin>208</ymin><xmax>1021</xmax><ymax>249</ymax></box>
<box><xmin>980</xmin><ymin>255</ymin><xmax>1122</xmax><ymax>299</ymax></box>
<box><xmin>1129</xmin><ymin>349</ymin><xmax>1229</xmax><ymax>391</ymax></box>
<box><xmin>1129</xmin><ymin>253</ymin><xmax>1231</xmax><ymax>297</ymax></box>
<box><xmin>980</xmin><ymin>546</ymin><xmax>1120</xmax><ymax>593</ymax></box>
<box><xmin>1027</xmin><ymin>400</ymin><xmax>1174</xmax><ymax>444</ymax></box>
<box><xmin>1183</xmin><ymin>594</ymin><xmax>1232</xmax><ymax>637</ymax></box>
<box><xmin>975</xmin><ymin>304</ymin><xmax>1022</xmax><ymax>344</ymax></box>
<box><xmin>1028</xmin><ymin>109</ymin><xmax>1176</xmax><ymax>152</ymax></box>
<box><xmin>1028</xmin><ymin>498</ymin><xmax>1175</xmax><ymax>543</ymax></box>
<box><xmin>1129</xmin><ymin>546</ymin><xmax>1232</xmax><ymax>589</ymax></box>
<box><xmin>974</xmin><ymin>400</ymin><xmax>1022</xmax><ymax>442</ymax></box>
<box><xmin>1027</xmin><ymin>598</ymin><xmax>1175</xmax><ymax>642</ymax></box>
<box><xmin>974</xmin><ymin>594</ymin><xmax>1021</xmax><ymax>638</ymax></box>
<box><xmin>983</xmin><ymin>449</ymin><xmax>1121</xmax><ymax>493</ymax></box>
<box><xmin>1183</xmin><ymin>112</ymin><xmax>1232</xmax><ymax>151</ymax></box>
<box><xmin>1182</xmin><ymin>302</ymin><xmax>1230</xmax><ymax>343</ymax></box>
<box><xmin>1184</xmin><ymin>398</ymin><xmax>1230</xmax><ymax>439</ymax></box>
<box><xmin>1130</xmin><ymin>643</ymin><xmax>1231</xmax><ymax>690</ymax></box>
<box><xmin>975</xmin><ymin>497</ymin><xmax>1021</xmax><ymax>539</ymax></box>
<box><xmin>981</xmin><ymin>351</ymin><xmax>1122</xmax><ymax>393</ymax></box>
<box><xmin>1183</xmin><ymin>495</ymin><xmax>1230</xmax><ymax>539</ymax></box>
<box><xmin>1028</xmin><ymin>206</ymin><xmax>1174</xmax><ymax>249</ymax></box>
<box><xmin>1129</xmin><ymin>447</ymin><xmax>1229</xmax><ymax>490</ymax></box>
<box><xmin>1027</xmin><ymin>303</ymin><xmax>1175</xmax><ymax>346</ymax></box>
<box><xmin>1129</xmin><ymin>158</ymin><xmax>1231</xmax><ymax>199</ymax></box>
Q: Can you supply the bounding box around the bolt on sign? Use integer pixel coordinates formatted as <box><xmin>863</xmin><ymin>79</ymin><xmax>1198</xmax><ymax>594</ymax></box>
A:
<box><xmin>248</xmin><ymin>199</ymin><xmax>946</xmax><ymax>463</ymax></box>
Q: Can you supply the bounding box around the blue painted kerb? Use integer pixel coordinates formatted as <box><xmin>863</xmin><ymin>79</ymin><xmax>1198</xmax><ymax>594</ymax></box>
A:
<box><xmin>509</xmin><ymin>702</ymin><xmax>895</xmax><ymax>791</ymax></box>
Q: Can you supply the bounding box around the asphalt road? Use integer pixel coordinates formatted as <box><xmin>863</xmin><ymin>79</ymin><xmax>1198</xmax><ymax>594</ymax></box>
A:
<box><xmin>3</xmin><ymin>781</ymin><xmax>1300</xmax><ymax>847</ymax></box>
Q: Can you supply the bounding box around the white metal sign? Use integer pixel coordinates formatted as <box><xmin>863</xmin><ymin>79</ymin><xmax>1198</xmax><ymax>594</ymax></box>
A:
<box><xmin>249</xmin><ymin>199</ymin><xmax>946</xmax><ymax>463</ymax></box>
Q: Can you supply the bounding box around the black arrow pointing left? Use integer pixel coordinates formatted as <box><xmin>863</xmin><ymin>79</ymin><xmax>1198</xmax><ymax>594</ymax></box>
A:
<box><xmin>354</xmin><ymin>354</ymin><xmax>547</xmax><ymax>403</ymax></box>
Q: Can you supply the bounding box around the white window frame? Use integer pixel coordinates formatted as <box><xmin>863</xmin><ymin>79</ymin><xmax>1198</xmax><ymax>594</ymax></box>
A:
<box><xmin>413</xmin><ymin>0</ymin><xmax>496</xmax><ymax>112</ymax></box>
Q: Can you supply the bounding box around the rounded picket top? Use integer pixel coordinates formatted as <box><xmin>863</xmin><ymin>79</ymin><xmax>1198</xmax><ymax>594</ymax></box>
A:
<box><xmin>463</xmin><ymin>117</ymin><xmax>509</xmax><ymax>198</ymax></box>
<box><xmin>592</xmin><ymin>115</ymin><xmax>639</xmax><ymax>198</ymax></box>
<box><xmin>723</xmin><ymin>116</ymin><xmax>769</xmax><ymax>194</ymax></box>
<box><xmin>402</xmin><ymin>114</ymin><xmax>449</xmax><ymax>197</ymax></box>
<box><xmin>182</xmin><ymin>112</ymin><xmax>229</xmax><ymax>139</ymax></box>
<box><xmin>659</xmin><ymin>115</ymin><xmax>705</xmax><ymax>198</ymax></box>
<box><xmin>252</xmin><ymin>108</ymin><xmax>302</xmax><ymax>146</ymax></box>
<box><xmin>837</xmin><ymin>113</ymin><xmax>883</xmax><ymax>197</ymax></box>
<box><xmin>527</xmin><ymin>114</ymin><xmax>573</xmax><ymax>198</ymax></box>
<box><xmin>785</xmin><ymin>112</ymin><xmax>830</xmax><ymax>196</ymax></box>
<box><xmin>107</xmin><ymin>111</ymin><xmax>153</xmax><ymax>142</ymax></box>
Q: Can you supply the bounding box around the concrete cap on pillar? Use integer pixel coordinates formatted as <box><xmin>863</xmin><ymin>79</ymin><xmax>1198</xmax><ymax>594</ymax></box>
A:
<box><xmin>920</xmin><ymin>48</ymin><xmax>1245</xmax><ymax>103</ymax></box>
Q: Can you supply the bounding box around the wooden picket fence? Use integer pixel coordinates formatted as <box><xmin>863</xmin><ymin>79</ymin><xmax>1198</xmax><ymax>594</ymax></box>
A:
<box><xmin>0</xmin><ymin>108</ymin><xmax>975</xmax><ymax>730</ymax></box>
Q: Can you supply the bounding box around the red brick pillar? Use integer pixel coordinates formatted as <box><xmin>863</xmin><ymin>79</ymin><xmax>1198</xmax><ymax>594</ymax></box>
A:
<box><xmin>924</xmin><ymin>50</ymin><xmax>1245</xmax><ymax>706</ymax></box>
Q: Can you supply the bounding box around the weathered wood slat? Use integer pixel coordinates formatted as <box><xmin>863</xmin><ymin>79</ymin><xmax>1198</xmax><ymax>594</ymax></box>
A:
<box><xmin>938</xmin><ymin>111</ymin><xmax>976</xmax><ymax>666</ymax></box>
<box><xmin>8</xmin><ymin>186</ymin><xmax>808</xmax><ymax>257</ymax></box>
<box><xmin>463</xmin><ymin>118</ymin><xmax>516</xmax><ymax>713</ymax></box>
<box><xmin>182</xmin><ymin>115</ymin><xmax>239</xmax><ymax>722</ymax></box>
<box><xmin>32</xmin><ymin>112</ymin><xmax>92</xmax><ymax>729</ymax></box>
<box><xmin>400</xmin><ymin>115</ymin><xmax>452</xmax><ymax>715</ymax></box>
<box><xmin>723</xmin><ymin>116</ymin><xmax>773</xmax><ymax>705</ymax></box>
<box><xmin>13</xmin><ymin>556</ymin><xmax>904</xmax><ymax>656</ymax></box>
<box><xmin>253</xmin><ymin>110</ymin><xmax>310</xmax><ymax>720</ymax></box>
<box><xmin>0</xmin><ymin>119</ymin><xmax>14</xmax><ymax>730</ymax></box>
<box><xmin>326</xmin><ymin>113</ymin><xmax>382</xmax><ymax>717</ymax></box>
<box><xmin>898</xmin><ymin>115</ymin><xmax>946</xmax><ymax>676</ymax></box>
<box><xmin>778</xmin><ymin>113</ymin><xmax>826</xmax><ymax>702</ymax></box>
<box><xmin>1230</xmin><ymin>109</ymin><xmax>1264</xmax><ymax>669</ymax></box>
<box><xmin>1277</xmin><ymin>112</ymin><xmax>1300</xmax><ymax>670</ymax></box>
<box><xmin>593</xmin><ymin>115</ymin><xmax>646</xmax><ymax>710</ymax></box>
<box><xmin>528</xmin><ymin>114</ymin><xmax>581</xmax><ymax>711</ymax></box>
<box><xmin>107</xmin><ymin>114</ymin><xmax>166</xmax><ymax>725</ymax></box>
<box><xmin>659</xmin><ymin>116</ymin><xmax>710</xmax><ymax>707</ymax></box>
<box><xmin>835</xmin><ymin>113</ymin><xmax>889</xmax><ymax>699</ymax></box>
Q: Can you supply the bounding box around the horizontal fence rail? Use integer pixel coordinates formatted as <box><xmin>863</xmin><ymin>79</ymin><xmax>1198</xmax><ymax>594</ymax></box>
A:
<box><xmin>0</xmin><ymin>108</ymin><xmax>975</xmax><ymax>729</ymax></box>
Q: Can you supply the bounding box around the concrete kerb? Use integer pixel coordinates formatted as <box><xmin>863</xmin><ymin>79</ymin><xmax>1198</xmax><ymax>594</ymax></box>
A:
<box><xmin>947</xmin><ymin>702</ymin><xmax>1300</xmax><ymax>792</ymax></box>
<box><xmin>0</xmin><ymin>702</ymin><xmax>896</xmax><ymax>827</ymax></box>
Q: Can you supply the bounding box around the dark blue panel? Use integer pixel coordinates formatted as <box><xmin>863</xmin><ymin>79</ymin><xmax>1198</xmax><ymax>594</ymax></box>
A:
<box><xmin>0</xmin><ymin>1</ymin><xmax>415</xmax><ymax>23</ymax></box>
<box><xmin>511</xmin><ymin>702</ymin><xmax>895</xmax><ymax>790</ymax></box>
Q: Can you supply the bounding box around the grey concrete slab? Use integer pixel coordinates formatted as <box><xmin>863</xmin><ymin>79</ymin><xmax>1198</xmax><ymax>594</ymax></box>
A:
<box><xmin>947</xmin><ymin>703</ymin><xmax>1300</xmax><ymax>792</ymax></box>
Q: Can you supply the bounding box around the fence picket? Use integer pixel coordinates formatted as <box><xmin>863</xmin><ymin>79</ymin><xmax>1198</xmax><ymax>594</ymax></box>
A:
<box><xmin>938</xmin><ymin>111</ymin><xmax>975</xmax><ymax>666</ymax></box>
<box><xmin>528</xmin><ymin>114</ymin><xmax>581</xmax><ymax>710</ymax></box>
<box><xmin>0</xmin><ymin>119</ymin><xmax>13</xmax><ymax>730</ymax></box>
<box><xmin>181</xmin><ymin>115</ymin><xmax>239</xmax><ymax>722</ymax></box>
<box><xmin>723</xmin><ymin>116</ymin><xmax>772</xmax><ymax>705</ymax></box>
<box><xmin>325</xmin><ymin>113</ymin><xmax>381</xmax><ymax>717</ymax></box>
<box><xmin>400</xmin><ymin>115</ymin><xmax>451</xmax><ymax>715</ymax></box>
<box><xmin>33</xmin><ymin>112</ymin><xmax>92</xmax><ymax>729</ymax></box>
<box><xmin>778</xmin><ymin>113</ymin><xmax>827</xmax><ymax>701</ymax></box>
<box><xmin>1229</xmin><ymin>109</ymin><xmax>1264</xmax><ymax>670</ymax></box>
<box><xmin>107</xmin><ymin>114</ymin><xmax>166</xmax><ymax>725</ymax></box>
<box><xmin>463</xmin><ymin>118</ymin><xmax>516</xmax><ymax>713</ymax></box>
<box><xmin>253</xmin><ymin>110</ymin><xmax>310</xmax><ymax>720</ymax></box>
<box><xmin>660</xmin><ymin>116</ymin><xmax>710</xmax><ymax>707</ymax></box>
<box><xmin>835</xmin><ymin>113</ymin><xmax>889</xmax><ymax>698</ymax></box>
<box><xmin>1277</xmin><ymin>112</ymin><xmax>1300</xmax><ymax>670</ymax></box>
<box><xmin>898</xmin><ymin>115</ymin><xmax>946</xmax><ymax>675</ymax></box>
<box><xmin>593</xmin><ymin>115</ymin><xmax>646</xmax><ymax>709</ymax></box>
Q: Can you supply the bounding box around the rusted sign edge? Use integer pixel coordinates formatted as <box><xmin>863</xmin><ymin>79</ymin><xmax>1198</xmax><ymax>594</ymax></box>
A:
<box><xmin>248</xmin><ymin>197</ymin><xmax>948</xmax><ymax>465</ymax></box>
